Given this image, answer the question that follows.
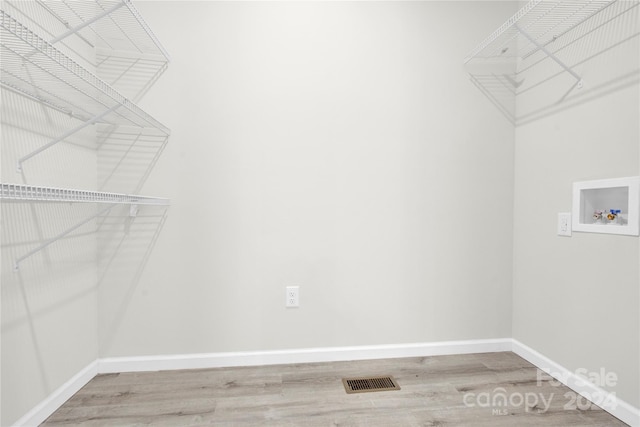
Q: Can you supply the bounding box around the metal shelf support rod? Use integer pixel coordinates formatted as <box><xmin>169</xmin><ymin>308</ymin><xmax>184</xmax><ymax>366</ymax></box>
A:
<box><xmin>14</xmin><ymin>203</ymin><xmax>116</xmax><ymax>271</ymax></box>
<box><xmin>515</xmin><ymin>23</ymin><xmax>583</xmax><ymax>88</ymax></box>
<box><xmin>17</xmin><ymin>104</ymin><xmax>122</xmax><ymax>172</ymax></box>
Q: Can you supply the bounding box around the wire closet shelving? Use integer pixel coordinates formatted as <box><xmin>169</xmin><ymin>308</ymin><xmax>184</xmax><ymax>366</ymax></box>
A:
<box><xmin>0</xmin><ymin>0</ymin><xmax>171</xmax><ymax>271</ymax></box>
<box><xmin>0</xmin><ymin>10</ymin><xmax>169</xmax><ymax>132</ymax></box>
<box><xmin>0</xmin><ymin>183</ymin><xmax>169</xmax><ymax>206</ymax></box>
<box><xmin>464</xmin><ymin>0</ymin><xmax>619</xmax><ymax>67</ymax></box>
<box><xmin>2</xmin><ymin>0</ymin><xmax>170</xmax><ymax>102</ymax></box>
<box><xmin>463</xmin><ymin>0</ymin><xmax>638</xmax><ymax>124</ymax></box>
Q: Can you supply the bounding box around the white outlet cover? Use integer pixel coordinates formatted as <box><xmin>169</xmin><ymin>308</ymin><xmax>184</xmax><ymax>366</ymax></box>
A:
<box><xmin>286</xmin><ymin>286</ymin><xmax>299</xmax><ymax>308</ymax></box>
<box><xmin>557</xmin><ymin>212</ymin><xmax>572</xmax><ymax>237</ymax></box>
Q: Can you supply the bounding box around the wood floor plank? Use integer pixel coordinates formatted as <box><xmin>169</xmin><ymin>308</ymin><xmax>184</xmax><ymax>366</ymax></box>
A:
<box><xmin>41</xmin><ymin>352</ymin><xmax>629</xmax><ymax>426</ymax></box>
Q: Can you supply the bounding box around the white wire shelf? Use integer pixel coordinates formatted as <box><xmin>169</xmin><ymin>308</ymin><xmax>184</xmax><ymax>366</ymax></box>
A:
<box><xmin>2</xmin><ymin>182</ymin><xmax>169</xmax><ymax>271</ymax></box>
<box><xmin>0</xmin><ymin>9</ymin><xmax>170</xmax><ymax>133</ymax></box>
<box><xmin>463</xmin><ymin>0</ymin><xmax>638</xmax><ymax>125</ymax></box>
<box><xmin>463</xmin><ymin>0</ymin><xmax>617</xmax><ymax>65</ymax></box>
<box><xmin>0</xmin><ymin>183</ymin><xmax>170</xmax><ymax>206</ymax></box>
<box><xmin>97</xmin><ymin>125</ymin><xmax>169</xmax><ymax>194</ymax></box>
<box><xmin>1</xmin><ymin>2</ymin><xmax>171</xmax><ymax>272</ymax></box>
<box><xmin>14</xmin><ymin>0</ymin><xmax>170</xmax><ymax>102</ymax></box>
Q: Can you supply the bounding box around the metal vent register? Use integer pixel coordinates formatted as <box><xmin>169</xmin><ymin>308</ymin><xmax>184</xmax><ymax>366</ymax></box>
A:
<box><xmin>342</xmin><ymin>376</ymin><xmax>400</xmax><ymax>394</ymax></box>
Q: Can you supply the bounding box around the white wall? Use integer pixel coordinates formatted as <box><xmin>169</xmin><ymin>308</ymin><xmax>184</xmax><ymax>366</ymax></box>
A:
<box><xmin>513</xmin><ymin>1</ymin><xmax>640</xmax><ymax>409</ymax></box>
<box><xmin>101</xmin><ymin>1</ymin><xmax>516</xmax><ymax>357</ymax></box>
<box><xmin>1</xmin><ymin>51</ymin><xmax>99</xmax><ymax>427</ymax></box>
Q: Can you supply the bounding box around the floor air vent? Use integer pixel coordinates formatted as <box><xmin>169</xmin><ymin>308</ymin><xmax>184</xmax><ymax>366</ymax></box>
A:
<box><xmin>342</xmin><ymin>376</ymin><xmax>400</xmax><ymax>394</ymax></box>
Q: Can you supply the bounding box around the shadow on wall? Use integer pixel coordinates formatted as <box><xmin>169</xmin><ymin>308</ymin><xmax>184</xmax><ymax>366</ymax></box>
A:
<box><xmin>1</xmin><ymin>202</ymin><xmax>98</xmax><ymax>393</ymax></box>
<box><xmin>0</xmin><ymin>201</ymin><xmax>168</xmax><ymax>386</ymax></box>
<box><xmin>97</xmin><ymin>204</ymin><xmax>169</xmax><ymax>354</ymax></box>
<box><xmin>1</xmin><ymin>86</ymin><xmax>168</xmax><ymax>399</ymax></box>
<box><xmin>465</xmin><ymin>1</ymin><xmax>640</xmax><ymax>126</ymax></box>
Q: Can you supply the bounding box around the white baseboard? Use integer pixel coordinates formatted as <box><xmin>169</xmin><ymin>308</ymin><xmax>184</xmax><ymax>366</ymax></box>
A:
<box><xmin>12</xmin><ymin>360</ymin><xmax>98</xmax><ymax>427</ymax></box>
<box><xmin>98</xmin><ymin>338</ymin><xmax>512</xmax><ymax>374</ymax></box>
<box><xmin>512</xmin><ymin>339</ymin><xmax>640</xmax><ymax>427</ymax></box>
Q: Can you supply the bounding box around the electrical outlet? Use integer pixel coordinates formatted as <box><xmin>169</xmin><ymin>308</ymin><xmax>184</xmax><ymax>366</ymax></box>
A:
<box><xmin>557</xmin><ymin>212</ymin><xmax>572</xmax><ymax>237</ymax></box>
<box><xmin>286</xmin><ymin>286</ymin><xmax>299</xmax><ymax>308</ymax></box>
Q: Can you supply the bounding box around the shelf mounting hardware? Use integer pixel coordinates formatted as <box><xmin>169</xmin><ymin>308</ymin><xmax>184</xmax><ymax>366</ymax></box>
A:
<box><xmin>17</xmin><ymin>104</ymin><xmax>122</xmax><ymax>172</ymax></box>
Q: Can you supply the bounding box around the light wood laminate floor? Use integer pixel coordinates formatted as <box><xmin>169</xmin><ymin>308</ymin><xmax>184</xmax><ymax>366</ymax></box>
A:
<box><xmin>42</xmin><ymin>352</ymin><xmax>628</xmax><ymax>426</ymax></box>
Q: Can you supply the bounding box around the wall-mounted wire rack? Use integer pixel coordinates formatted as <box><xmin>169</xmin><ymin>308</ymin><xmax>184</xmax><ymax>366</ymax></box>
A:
<box><xmin>0</xmin><ymin>183</ymin><xmax>169</xmax><ymax>206</ymax></box>
<box><xmin>463</xmin><ymin>0</ymin><xmax>638</xmax><ymax>124</ymax></box>
<box><xmin>0</xmin><ymin>9</ymin><xmax>170</xmax><ymax>176</ymax></box>
<box><xmin>2</xmin><ymin>0</ymin><xmax>170</xmax><ymax>102</ymax></box>
<box><xmin>97</xmin><ymin>125</ymin><xmax>169</xmax><ymax>194</ymax></box>
<box><xmin>0</xmin><ymin>0</ymin><xmax>171</xmax><ymax>271</ymax></box>
<box><xmin>0</xmin><ymin>10</ymin><xmax>168</xmax><ymax>132</ymax></box>
<box><xmin>1</xmin><ymin>182</ymin><xmax>169</xmax><ymax>271</ymax></box>
<box><xmin>464</xmin><ymin>0</ymin><xmax>618</xmax><ymax>68</ymax></box>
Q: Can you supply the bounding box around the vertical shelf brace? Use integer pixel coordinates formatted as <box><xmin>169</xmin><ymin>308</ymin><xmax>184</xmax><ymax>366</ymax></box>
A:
<box><xmin>17</xmin><ymin>104</ymin><xmax>121</xmax><ymax>172</ymax></box>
